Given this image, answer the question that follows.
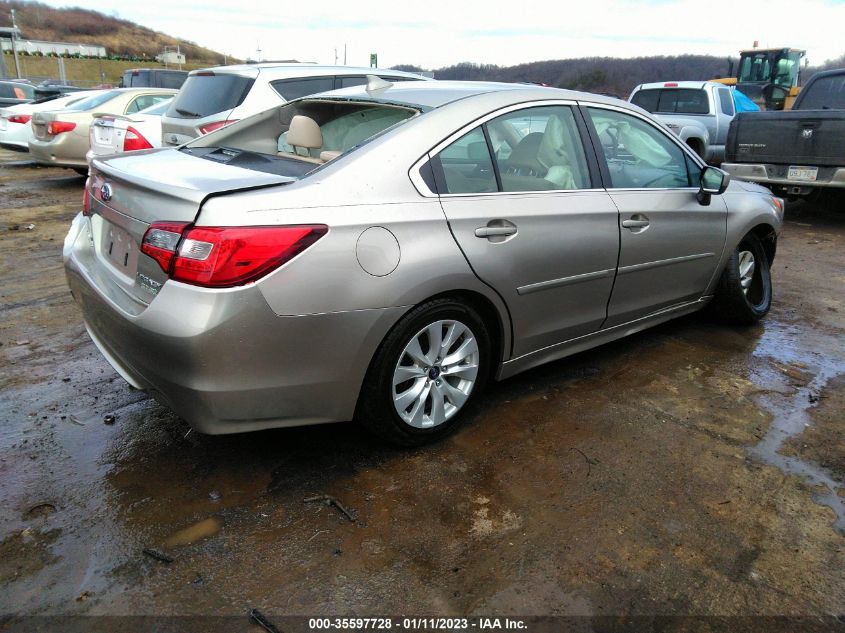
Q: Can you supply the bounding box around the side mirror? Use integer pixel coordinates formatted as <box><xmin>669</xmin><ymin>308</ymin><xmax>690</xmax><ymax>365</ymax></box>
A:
<box><xmin>697</xmin><ymin>166</ymin><xmax>731</xmax><ymax>205</ymax></box>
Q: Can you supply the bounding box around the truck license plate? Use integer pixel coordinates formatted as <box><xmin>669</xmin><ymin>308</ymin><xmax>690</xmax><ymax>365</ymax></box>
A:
<box><xmin>787</xmin><ymin>166</ymin><xmax>818</xmax><ymax>182</ymax></box>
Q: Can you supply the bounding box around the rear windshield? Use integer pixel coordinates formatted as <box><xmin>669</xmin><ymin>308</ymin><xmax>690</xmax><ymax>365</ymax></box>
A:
<box><xmin>166</xmin><ymin>74</ymin><xmax>254</xmax><ymax>119</ymax></box>
<box><xmin>798</xmin><ymin>74</ymin><xmax>845</xmax><ymax>110</ymax></box>
<box><xmin>0</xmin><ymin>82</ymin><xmax>35</xmax><ymax>99</ymax></box>
<box><xmin>122</xmin><ymin>70</ymin><xmax>149</xmax><ymax>87</ymax></box>
<box><xmin>184</xmin><ymin>99</ymin><xmax>419</xmax><ymax>178</ymax></box>
<box><xmin>66</xmin><ymin>90</ymin><xmax>121</xmax><ymax>111</ymax></box>
<box><xmin>631</xmin><ymin>88</ymin><xmax>710</xmax><ymax>114</ymax></box>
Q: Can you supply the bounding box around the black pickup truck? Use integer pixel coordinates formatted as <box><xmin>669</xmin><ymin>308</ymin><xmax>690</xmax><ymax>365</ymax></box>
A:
<box><xmin>722</xmin><ymin>68</ymin><xmax>845</xmax><ymax>198</ymax></box>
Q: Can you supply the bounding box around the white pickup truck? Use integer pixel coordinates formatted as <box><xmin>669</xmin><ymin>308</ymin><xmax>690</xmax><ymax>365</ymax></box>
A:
<box><xmin>629</xmin><ymin>81</ymin><xmax>738</xmax><ymax>164</ymax></box>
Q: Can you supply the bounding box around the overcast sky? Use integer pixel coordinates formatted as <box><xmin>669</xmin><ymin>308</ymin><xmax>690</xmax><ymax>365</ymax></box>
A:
<box><xmin>37</xmin><ymin>0</ymin><xmax>845</xmax><ymax>69</ymax></box>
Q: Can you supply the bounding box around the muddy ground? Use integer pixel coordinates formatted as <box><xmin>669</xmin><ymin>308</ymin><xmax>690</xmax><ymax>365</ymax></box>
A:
<box><xmin>0</xmin><ymin>149</ymin><xmax>843</xmax><ymax>631</ymax></box>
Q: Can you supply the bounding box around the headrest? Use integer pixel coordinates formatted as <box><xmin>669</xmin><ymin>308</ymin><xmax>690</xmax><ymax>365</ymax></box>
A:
<box><xmin>288</xmin><ymin>115</ymin><xmax>323</xmax><ymax>149</ymax></box>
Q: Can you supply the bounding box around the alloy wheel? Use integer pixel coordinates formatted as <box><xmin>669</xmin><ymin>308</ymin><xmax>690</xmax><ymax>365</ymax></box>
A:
<box><xmin>392</xmin><ymin>320</ymin><xmax>480</xmax><ymax>428</ymax></box>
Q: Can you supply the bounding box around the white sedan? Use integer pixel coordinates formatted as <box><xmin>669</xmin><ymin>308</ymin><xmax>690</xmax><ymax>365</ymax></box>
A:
<box><xmin>86</xmin><ymin>98</ymin><xmax>173</xmax><ymax>165</ymax></box>
<box><xmin>0</xmin><ymin>91</ymin><xmax>101</xmax><ymax>152</ymax></box>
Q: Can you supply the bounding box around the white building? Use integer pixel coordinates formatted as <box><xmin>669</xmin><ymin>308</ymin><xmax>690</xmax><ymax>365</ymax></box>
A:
<box><xmin>1</xmin><ymin>39</ymin><xmax>107</xmax><ymax>58</ymax></box>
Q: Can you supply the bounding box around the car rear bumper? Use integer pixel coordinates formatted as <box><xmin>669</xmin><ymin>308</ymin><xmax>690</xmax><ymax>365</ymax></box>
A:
<box><xmin>28</xmin><ymin>137</ymin><xmax>88</xmax><ymax>168</ymax></box>
<box><xmin>722</xmin><ymin>163</ymin><xmax>845</xmax><ymax>189</ymax></box>
<box><xmin>63</xmin><ymin>213</ymin><xmax>404</xmax><ymax>434</ymax></box>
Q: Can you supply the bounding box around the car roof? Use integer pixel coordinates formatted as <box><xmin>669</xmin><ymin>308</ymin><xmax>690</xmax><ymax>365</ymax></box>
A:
<box><xmin>635</xmin><ymin>81</ymin><xmax>722</xmax><ymax>91</ymax></box>
<box><xmin>305</xmin><ymin>80</ymin><xmax>629</xmax><ymax>110</ymax></box>
<box><xmin>191</xmin><ymin>63</ymin><xmax>428</xmax><ymax>81</ymax></box>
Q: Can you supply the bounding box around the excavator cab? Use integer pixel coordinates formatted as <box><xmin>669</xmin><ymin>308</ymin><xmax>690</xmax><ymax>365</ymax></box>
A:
<box><xmin>735</xmin><ymin>48</ymin><xmax>805</xmax><ymax>110</ymax></box>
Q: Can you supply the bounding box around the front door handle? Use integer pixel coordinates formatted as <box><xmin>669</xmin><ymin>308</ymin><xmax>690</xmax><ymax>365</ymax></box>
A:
<box><xmin>475</xmin><ymin>226</ymin><xmax>518</xmax><ymax>238</ymax></box>
<box><xmin>622</xmin><ymin>214</ymin><xmax>650</xmax><ymax>231</ymax></box>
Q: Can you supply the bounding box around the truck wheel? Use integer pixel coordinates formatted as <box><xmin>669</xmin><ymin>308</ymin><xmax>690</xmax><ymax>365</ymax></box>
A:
<box><xmin>357</xmin><ymin>298</ymin><xmax>491</xmax><ymax>447</ymax></box>
<box><xmin>711</xmin><ymin>233</ymin><xmax>772</xmax><ymax>324</ymax></box>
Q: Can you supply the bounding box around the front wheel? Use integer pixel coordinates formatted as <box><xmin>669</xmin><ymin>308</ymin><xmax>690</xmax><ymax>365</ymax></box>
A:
<box><xmin>357</xmin><ymin>298</ymin><xmax>491</xmax><ymax>446</ymax></box>
<box><xmin>711</xmin><ymin>232</ymin><xmax>772</xmax><ymax>324</ymax></box>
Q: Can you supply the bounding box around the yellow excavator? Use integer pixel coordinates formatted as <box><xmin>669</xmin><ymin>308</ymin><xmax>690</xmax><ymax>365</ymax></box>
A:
<box><xmin>712</xmin><ymin>46</ymin><xmax>806</xmax><ymax>110</ymax></box>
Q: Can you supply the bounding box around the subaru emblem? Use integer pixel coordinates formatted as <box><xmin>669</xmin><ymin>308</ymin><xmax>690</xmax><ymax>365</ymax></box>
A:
<box><xmin>101</xmin><ymin>183</ymin><xmax>112</xmax><ymax>202</ymax></box>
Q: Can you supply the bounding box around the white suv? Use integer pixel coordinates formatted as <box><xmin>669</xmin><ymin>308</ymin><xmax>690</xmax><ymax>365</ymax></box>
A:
<box><xmin>160</xmin><ymin>63</ymin><xmax>428</xmax><ymax>146</ymax></box>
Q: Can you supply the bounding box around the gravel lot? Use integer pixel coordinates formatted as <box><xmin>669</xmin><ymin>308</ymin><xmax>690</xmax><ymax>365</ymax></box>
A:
<box><xmin>1</xmin><ymin>150</ymin><xmax>843</xmax><ymax>631</ymax></box>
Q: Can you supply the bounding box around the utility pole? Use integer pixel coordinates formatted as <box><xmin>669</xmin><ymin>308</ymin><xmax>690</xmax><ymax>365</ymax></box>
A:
<box><xmin>10</xmin><ymin>9</ymin><xmax>21</xmax><ymax>79</ymax></box>
<box><xmin>256</xmin><ymin>41</ymin><xmax>262</xmax><ymax>62</ymax></box>
<box><xmin>343</xmin><ymin>44</ymin><xmax>347</xmax><ymax>65</ymax></box>
<box><xmin>334</xmin><ymin>47</ymin><xmax>338</xmax><ymax>65</ymax></box>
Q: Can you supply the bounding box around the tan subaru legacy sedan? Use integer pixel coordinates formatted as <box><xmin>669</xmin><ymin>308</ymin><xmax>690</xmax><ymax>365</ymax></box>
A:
<box><xmin>29</xmin><ymin>88</ymin><xmax>176</xmax><ymax>173</ymax></box>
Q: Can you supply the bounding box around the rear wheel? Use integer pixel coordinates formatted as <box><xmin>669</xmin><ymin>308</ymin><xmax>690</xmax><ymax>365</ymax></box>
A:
<box><xmin>357</xmin><ymin>298</ymin><xmax>491</xmax><ymax>446</ymax></box>
<box><xmin>712</xmin><ymin>232</ymin><xmax>772</xmax><ymax>324</ymax></box>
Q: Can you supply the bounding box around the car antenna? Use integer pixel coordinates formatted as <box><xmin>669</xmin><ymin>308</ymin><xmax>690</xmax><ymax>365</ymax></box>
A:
<box><xmin>365</xmin><ymin>75</ymin><xmax>393</xmax><ymax>94</ymax></box>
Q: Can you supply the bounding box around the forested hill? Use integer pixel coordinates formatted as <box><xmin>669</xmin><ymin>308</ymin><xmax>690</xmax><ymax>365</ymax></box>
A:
<box><xmin>0</xmin><ymin>0</ymin><xmax>228</xmax><ymax>63</ymax></box>
<box><xmin>392</xmin><ymin>54</ymin><xmax>845</xmax><ymax>98</ymax></box>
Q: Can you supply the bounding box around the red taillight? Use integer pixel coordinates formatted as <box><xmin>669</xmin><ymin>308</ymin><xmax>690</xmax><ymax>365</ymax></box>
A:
<box><xmin>82</xmin><ymin>177</ymin><xmax>91</xmax><ymax>216</ymax></box>
<box><xmin>141</xmin><ymin>222</ymin><xmax>191</xmax><ymax>273</ymax></box>
<box><xmin>8</xmin><ymin>114</ymin><xmax>31</xmax><ymax>124</ymax></box>
<box><xmin>47</xmin><ymin>121</ymin><xmax>76</xmax><ymax>135</ymax></box>
<box><xmin>663</xmin><ymin>82</ymin><xmax>679</xmax><ymax>87</ymax></box>
<box><xmin>123</xmin><ymin>126</ymin><xmax>153</xmax><ymax>151</ymax></box>
<box><xmin>198</xmin><ymin>120</ymin><xmax>238</xmax><ymax>135</ymax></box>
<box><xmin>140</xmin><ymin>223</ymin><xmax>328</xmax><ymax>288</ymax></box>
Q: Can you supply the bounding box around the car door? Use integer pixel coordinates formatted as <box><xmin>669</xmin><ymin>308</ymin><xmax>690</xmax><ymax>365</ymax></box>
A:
<box><xmin>583</xmin><ymin>105</ymin><xmax>727</xmax><ymax>328</ymax></box>
<box><xmin>433</xmin><ymin>103</ymin><xmax>620</xmax><ymax>357</ymax></box>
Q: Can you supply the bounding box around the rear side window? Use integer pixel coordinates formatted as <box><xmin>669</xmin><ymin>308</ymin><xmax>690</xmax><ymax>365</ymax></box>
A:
<box><xmin>717</xmin><ymin>88</ymin><xmax>735</xmax><ymax>116</ymax></box>
<box><xmin>271</xmin><ymin>77</ymin><xmax>335</xmax><ymax>101</ymax></box>
<box><xmin>138</xmin><ymin>99</ymin><xmax>172</xmax><ymax>115</ymax></box>
<box><xmin>337</xmin><ymin>76</ymin><xmax>368</xmax><ymax>89</ymax></box>
<box><xmin>167</xmin><ymin>74</ymin><xmax>254</xmax><ymax>119</ymax></box>
<box><xmin>488</xmin><ymin>105</ymin><xmax>591</xmax><ymax>191</ymax></box>
<box><xmin>798</xmin><ymin>74</ymin><xmax>845</xmax><ymax>110</ymax></box>
<box><xmin>435</xmin><ymin>128</ymin><xmax>498</xmax><ymax>194</ymax></box>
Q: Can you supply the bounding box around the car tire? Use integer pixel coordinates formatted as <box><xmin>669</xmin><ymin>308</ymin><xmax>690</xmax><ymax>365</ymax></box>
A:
<box><xmin>357</xmin><ymin>297</ymin><xmax>492</xmax><ymax>447</ymax></box>
<box><xmin>712</xmin><ymin>232</ymin><xmax>772</xmax><ymax>324</ymax></box>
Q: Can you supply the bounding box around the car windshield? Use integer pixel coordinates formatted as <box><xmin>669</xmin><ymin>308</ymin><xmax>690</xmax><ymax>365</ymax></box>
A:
<box><xmin>65</xmin><ymin>90</ymin><xmax>121</xmax><ymax>111</ymax></box>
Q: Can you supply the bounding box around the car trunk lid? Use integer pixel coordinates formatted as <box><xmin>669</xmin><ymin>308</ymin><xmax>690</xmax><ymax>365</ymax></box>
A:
<box><xmin>86</xmin><ymin>148</ymin><xmax>295</xmax><ymax>305</ymax></box>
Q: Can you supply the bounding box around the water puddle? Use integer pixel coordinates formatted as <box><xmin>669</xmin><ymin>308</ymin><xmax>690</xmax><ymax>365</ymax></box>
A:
<box><xmin>749</xmin><ymin>321</ymin><xmax>845</xmax><ymax>533</ymax></box>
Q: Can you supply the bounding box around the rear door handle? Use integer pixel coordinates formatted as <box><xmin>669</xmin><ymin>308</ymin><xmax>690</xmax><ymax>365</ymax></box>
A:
<box><xmin>475</xmin><ymin>226</ymin><xmax>518</xmax><ymax>237</ymax></box>
<box><xmin>622</xmin><ymin>215</ymin><xmax>650</xmax><ymax>230</ymax></box>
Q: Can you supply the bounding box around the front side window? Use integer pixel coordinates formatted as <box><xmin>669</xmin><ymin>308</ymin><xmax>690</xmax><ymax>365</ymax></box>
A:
<box><xmin>588</xmin><ymin>107</ymin><xmax>694</xmax><ymax>189</ymax></box>
<box><xmin>487</xmin><ymin>106</ymin><xmax>591</xmax><ymax>191</ymax></box>
<box><xmin>435</xmin><ymin>127</ymin><xmax>498</xmax><ymax>194</ymax></box>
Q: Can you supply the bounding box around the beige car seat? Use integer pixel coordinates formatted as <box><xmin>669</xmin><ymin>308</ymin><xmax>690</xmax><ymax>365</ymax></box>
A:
<box><xmin>285</xmin><ymin>115</ymin><xmax>325</xmax><ymax>164</ymax></box>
